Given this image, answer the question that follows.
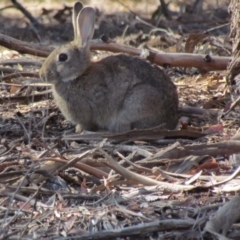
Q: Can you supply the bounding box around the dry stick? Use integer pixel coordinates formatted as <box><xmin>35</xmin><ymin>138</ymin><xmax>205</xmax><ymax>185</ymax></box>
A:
<box><xmin>0</xmin><ymin>33</ymin><xmax>51</xmax><ymax>57</ymax></box>
<box><xmin>222</xmin><ymin>95</ymin><xmax>240</xmax><ymax>116</ymax></box>
<box><xmin>11</xmin><ymin>0</ymin><xmax>41</xmax><ymax>43</ymax></box>
<box><xmin>111</xmin><ymin>206</ymin><xmax>150</xmax><ymax>220</ymax></box>
<box><xmin>56</xmin><ymin>150</ymin><xmax>91</xmax><ymax>172</ymax></box>
<box><xmin>11</xmin><ymin>0</ymin><xmax>40</xmax><ymax>27</ymax></box>
<box><xmin>32</xmin><ymin>138</ymin><xmax>64</xmax><ymax>160</ymax></box>
<box><xmin>0</xmin><ymin>33</ymin><xmax>231</xmax><ymax>71</ymax></box>
<box><xmin>98</xmin><ymin>147</ymin><xmax>194</xmax><ymax>192</ymax></box>
<box><xmin>204</xmin><ymin>196</ymin><xmax>240</xmax><ymax>238</ymax></box>
<box><xmin>0</xmin><ymin>171</ymin><xmax>25</xmax><ymax>183</ymax></box>
<box><xmin>0</xmin><ymin>5</ymin><xmax>14</xmax><ymax>12</ymax></box>
<box><xmin>54</xmin><ymin>219</ymin><xmax>194</xmax><ymax>240</ymax></box>
<box><xmin>92</xmin><ymin>40</ymin><xmax>230</xmax><ymax>71</ymax></box>
<box><xmin>86</xmin><ymin>191</ymin><xmax>113</xmax><ymax>206</ymax></box>
<box><xmin>15</xmin><ymin>114</ymin><xmax>30</xmax><ymax>144</ymax></box>
<box><xmin>0</xmin><ymin>89</ymin><xmax>52</xmax><ymax>104</ymax></box>
<box><xmin>205</xmin><ymin>166</ymin><xmax>240</xmax><ymax>187</ymax></box>
<box><xmin>142</xmin><ymin>140</ymin><xmax>240</xmax><ymax>162</ymax></box>
<box><xmin>115</xmin><ymin>144</ymin><xmax>153</xmax><ymax>158</ymax></box>
<box><xmin>137</xmin><ymin>141</ymin><xmax>180</xmax><ymax>164</ymax></box>
<box><xmin>0</xmin><ymin>82</ymin><xmax>50</xmax><ymax>87</ymax></box>
<box><xmin>42</xmin><ymin>157</ymin><xmax>108</xmax><ymax>179</ymax></box>
<box><xmin>179</xmin><ymin>105</ymin><xmax>220</xmax><ymax>117</ymax></box>
<box><xmin>151</xmin><ymin>168</ymin><xmax>236</xmax><ymax>182</ymax></box>
<box><xmin>0</xmin><ymin>164</ymin><xmax>36</xmax><ymax>233</ymax></box>
<box><xmin>0</xmin><ymin>205</ymin><xmax>33</xmax><ymax>215</ymax></box>
<box><xmin>0</xmin><ymin>230</ymin><xmax>21</xmax><ymax>240</ymax></box>
<box><xmin>0</xmin><ymin>72</ymin><xmax>39</xmax><ymax>81</ymax></box>
<box><xmin>6</xmin><ymin>185</ymin><xmax>100</xmax><ymax>200</ymax></box>
<box><xmin>159</xmin><ymin>0</ymin><xmax>172</xmax><ymax>19</ymax></box>
<box><xmin>2</xmin><ymin>182</ymin><xmax>46</xmax><ymax>228</ymax></box>
<box><xmin>62</xmin><ymin>128</ymin><xmax>206</xmax><ymax>142</ymax></box>
<box><xmin>0</xmin><ymin>67</ymin><xmax>22</xmax><ymax>74</ymax></box>
<box><xmin>116</xmin><ymin>150</ymin><xmax>152</xmax><ymax>173</ymax></box>
<box><xmin>153</xmin><ymin>167</ymin><xmax>180</xmax><ymax>182</ymax></box>
<box><xmin>198</xmin><ymin>203</ymin><xmax>225</xmax><ymax>212</ymax></box>
<box><xmin>0</xmin><ymin>58</ymin><xmax>42</xmax><ymax>66</ymax></box>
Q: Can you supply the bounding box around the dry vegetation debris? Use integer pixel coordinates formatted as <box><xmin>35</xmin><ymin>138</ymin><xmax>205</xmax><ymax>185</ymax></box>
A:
<box><xmin>0</xmin><ymin>0</ymin><xmax>240</xmax><ymax>239</ymax></box>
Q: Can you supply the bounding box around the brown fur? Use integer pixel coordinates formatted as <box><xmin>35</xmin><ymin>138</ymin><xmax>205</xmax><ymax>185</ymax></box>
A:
<box><xmin>39</xmin><ymin>2</ymin><xmax>179</xmax><ymax>133</ymax></box>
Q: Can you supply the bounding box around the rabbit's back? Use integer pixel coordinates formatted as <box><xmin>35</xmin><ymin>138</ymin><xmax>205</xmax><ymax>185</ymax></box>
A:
<box><xmin>103</xmin><ymin>54</ymin><xmax>178</xmax><ymax>131</ymax></box>
<box><xmin>53</xmin><ymin>54</ymin><xmax>178</xmax><ymax>132</ymax></box>
<box><xmin>103</xmin><ymin>54</ymin><xmax>177</xmax><ymax>94</ymax></box>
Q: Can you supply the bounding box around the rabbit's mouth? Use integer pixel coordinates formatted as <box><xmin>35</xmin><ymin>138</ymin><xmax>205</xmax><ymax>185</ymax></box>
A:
<box><xmin>39</xmin><ymin>73</ymin><xmax>52</xmax><ymax>84</ymax></box>
<box><xmin>39</xmin><ymin>73</ymin><xmax>46</xmax><ymax>82</ymax></box>
<box><xmin>39</xmin><ymin>69</ymin><xmax>56</xmax><ymax>84</ymax></box>
<box><xmin>39</xmin><ymin>67</ymin><xmax>47</xmax><ymax>82</ymax></box>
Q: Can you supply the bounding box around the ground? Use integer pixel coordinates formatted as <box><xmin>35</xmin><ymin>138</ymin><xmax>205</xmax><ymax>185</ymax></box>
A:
<box><xmin>0</xmin><ymin>0</ymin><xmax>240</xmax><ymax>239</ymax></box>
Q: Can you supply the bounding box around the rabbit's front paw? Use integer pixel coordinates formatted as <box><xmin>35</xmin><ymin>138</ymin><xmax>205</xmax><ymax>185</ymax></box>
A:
<box><xmin>75</xmin><ymin>124</ymin><xmax>83</xmax><ymax>133</ymax></box>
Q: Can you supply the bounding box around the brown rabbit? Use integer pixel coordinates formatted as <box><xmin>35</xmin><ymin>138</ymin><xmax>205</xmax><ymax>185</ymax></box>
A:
<box><xmin>39</xmin><ymin>1</ymin><xmax>179</xmax><ymax>133</ymax></box>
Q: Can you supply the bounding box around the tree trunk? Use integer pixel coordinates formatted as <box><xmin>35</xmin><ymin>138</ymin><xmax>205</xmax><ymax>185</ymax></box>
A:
<box><xmin>227</xmin><ymin>0</ymin><xmax>240</xmax><ymax>96</ymax></box>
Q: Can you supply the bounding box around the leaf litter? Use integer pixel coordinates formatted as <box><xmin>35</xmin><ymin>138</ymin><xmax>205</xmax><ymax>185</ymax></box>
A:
<box><xmin>0</xmin><ymin>0</ymin><xmax>240</xmax><ymax>239</ymax></box>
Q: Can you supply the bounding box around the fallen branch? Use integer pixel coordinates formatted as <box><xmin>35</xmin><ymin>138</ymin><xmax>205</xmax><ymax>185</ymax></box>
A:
<box><xmin>0</xmin><ymin>33</ymin><xmax>231</xmax><ymax>71</ymax></box>
<box><xmin>0</xmin><ymin>67</ymin><xmax>22</xmax><ymax>74</ymax></box>
<box><xmin>0</xmin><ymin>89</ymin><xmax>51</xmax><ymax>104</ymax></box>
<box><xmin>11</xmin><ymin>0</ymin><xmax>41</xmax><ymax>27</ymax></box>
<box><xmin>62</xmin><ymin>127</ymin><xmax>206</xmax><ymax>142</ymax></box>
<box><xmin>179</xmin><ymin>105</ymin><xmax>220</xmax><ymax>117</ymax></box>
<box><xmin>0</xmin><ymin>58</ymin><xmax>42</xmax><ymax>66</ymax></box>
<box><xmin>93</xmin><ymin>39</ymin><xmax>230</xmax><ymax>71</ymax></box>
<box><xmin>142</xmin><ymin>140</ymin><xmax>240</xmax><ymax>162</ymax></box>
<box><xmin>0</xmin><ymin>33</ymin><xmax>51</xmax><ymax>57</ymax></box>
<box><xmin>98</xmin><ymin>146</ymin><xmax>195</xmax><ymax>192</ymax></box>
<box><xmin>56</xmin><ymin>219</ymin><xmax>194</xmax><ymax>240</ymax></box>
<box><xmin>0</xmin><ymin>72</ymin><xmax>39</xmax><ymax>81</ymax></box>
<box><xmin>204</xmin><ymin>196</ymin><xmax>240</xmax><ymax>237</ymax></box>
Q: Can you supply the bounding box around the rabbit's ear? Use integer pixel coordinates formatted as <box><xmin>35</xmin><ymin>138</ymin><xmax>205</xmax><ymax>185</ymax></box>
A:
<box><xmin>72</xmin><ymin>2</ymin><xmax>83</xmax><ymax>42</ymax></box>
<box><xmin>76</xmin><ymin>7</ymin><xmax>95</xmax><ymax>48</ymax></box>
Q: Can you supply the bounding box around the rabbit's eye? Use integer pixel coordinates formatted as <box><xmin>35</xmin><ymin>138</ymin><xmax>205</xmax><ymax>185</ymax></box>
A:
<box><xmin>59</xmin><ymin>53</ymin><xmax>68</xmax><ymax>62</ymax></box>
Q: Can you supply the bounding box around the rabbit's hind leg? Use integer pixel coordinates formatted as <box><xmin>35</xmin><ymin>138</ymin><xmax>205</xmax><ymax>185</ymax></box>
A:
<box><xmin>112</xmin><ymin>85</ymin><xmax>166</xmax><ymax>132</ymax></box>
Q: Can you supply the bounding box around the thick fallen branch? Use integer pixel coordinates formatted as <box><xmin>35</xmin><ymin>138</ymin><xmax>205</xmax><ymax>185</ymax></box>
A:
<box><xmin>0</xmin><ymin>67</ymin><xmax>22</xmax><ymax>74</ymax></box>
<box><xmin>0</xmin><ymin>33</ymin><xmax>51</xmax><ymax>57</ymax></box>
<box><xmin>0</xmin><ymin>33</ymin><xmax>231</xmax><ymax>71</ymax></box>
<box><xmin>179</xmin><ymin>106</ymin><xmax>220</xmax><ymax>117</ymax></box>
<box><xmin>59</xmin><ymin>219</ymin><xmax>194</xmax><ymax>240</ymax></box>
<box><xmin>0</xmin><ymin>58</ymin><xmax>42</xmax><ymax>66</ymax></box>
<box><xmin>62</xmin><ymin>128</ymin><xmax>206</xmax><ymax>142</ymax></box>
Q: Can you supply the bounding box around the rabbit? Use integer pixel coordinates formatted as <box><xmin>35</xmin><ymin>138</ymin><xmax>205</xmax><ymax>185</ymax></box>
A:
<box><xmin>39</xmin><ymin>1</ymin><xmax>179</xmax><ymax>133</ymax></box>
